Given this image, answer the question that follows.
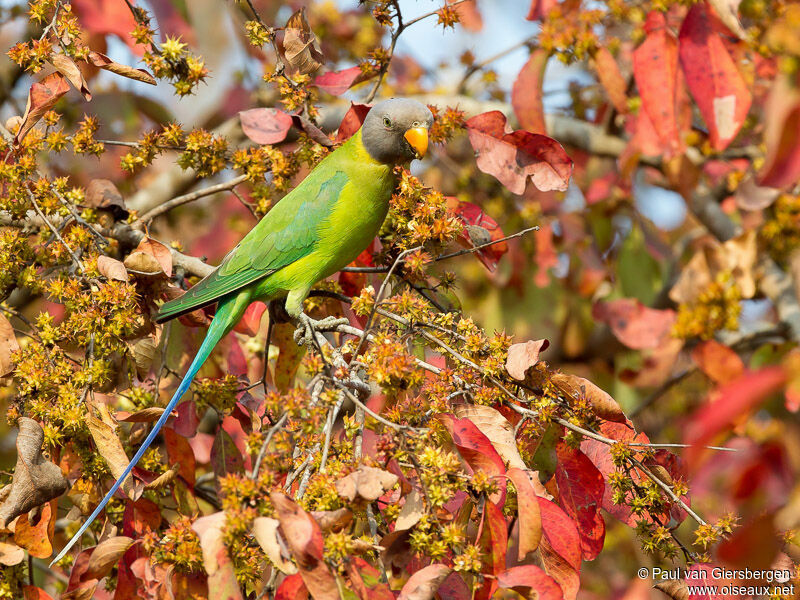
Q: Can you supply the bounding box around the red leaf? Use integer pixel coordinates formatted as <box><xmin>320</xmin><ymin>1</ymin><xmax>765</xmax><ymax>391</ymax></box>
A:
<box><xmin>685</xmin><ymin>367</ymin><xmax>786</xmax><ymax>463</ymax></box>
<box><xmin>465</xmin><ymin>111</ymin><xmax>573</xmax><ymax>194</ymax></box>
<box><xmin>71</xmin><ymin>0</ymin><xmax>141</xmax><ymax>52</ymax></box>
<box><xmin>580</xmin><ymin>421</ymin><xmax>651</xmax><ymax>526</ymax></box>
<box><xmin>438</xmin><ymin>414</ymin><xmax>506</xmax><ymax>479</ymax></box>
<box><xmin>232</xmin><ymin>301</ymin><xmax>266</xmax><ymax>336</ymax></box>
<box><xmin>758</xmin><ymin>72</ymin><xmax>800</xmax><ymax>188</ymax></box>
<box><xmin>633</xmin><ymin>12</ymin><xmax>683</xmax><ymax>156</ymax></box>
<box><xmin>336</xmin><ymin>103</ymin><xmax>371</xmax><ymax>143</ymax></box>
<box><xmin>497</xmin><ymin>565</ymin><xmax>563</xmax><ymax>600</ymax></box>
<box><xmin>678</xmin><ymin>3</ymin><xmax>752</xmax><ymax>150</ymax></box>
<box><xmin>691</xmin><ymin>340</ymin><xmax>744</xmax><ymax>384</ymax></box>
<box><xmin>475</xmin><ymin>500</ymin><xmax>507</xmax><ymax>600</ymax></box>
<box><xmin>592</xmin><ymin>298</ymin><xmax>677</xmax><ymax>350</ymax></box>
<box><xmin>507</xmin><ymin>468</ymin><xmax>543</xmax><ymax>559</ymax></box>
<box><xmin>270</xmin><ymin>493</ymin><xmax>339</xmax><ymax>600</ymax></box>
<box><xmin>716</xmin><ymin>513</ymin><xmax>780</xmax><ymax>569</ymax></box>
<box><xmin>447</xmin><ymin>198</ymin><xmax>508</xmax><ymax>270</ymax></box>
<box><xmin>593</xmin><ymin>47</ymin><xmax>629</xmax><ymax>115</ymax></box>
<box><xmin>554</xmin><ymin>444</ymin><xmax>605</xmax><ymax>561</ymax></box>
<box><xmin>276</xmin><ymin>573</ymin><xmax>309</xmax><ymax>600</ymax></box>
<box><xmin>538</xmin><ymin>498</ymin><xmax>581</xmax><ymax>600</ymax></box>
<box><xmin>526</xmin><ymin>0</ymin><xmax>558</xmax><ymax>21</ymax></box>
<box><xmin>164</xmin><ymin>428</ymin><xmax>196</xmax><ymax>488</ymax></box>
<box><xmin>397</xmin><ymin>563</ymin><xmax>453</xmax><ymax>600</ymax></box>
<box><xmin>15</xmin><ymin>72</ymin><xmax>70</xmax><ymax>144</ymax></box>
<box><xmin>314</xmin><ymin>66</ymin><xmax>366</xmax><ymax>96</ymax></box>
<box><xmin>122</xmin><ymin>497</ymin><xmax>162</xmax><ymax>538</ymax></box>
<box><xmin>538</xmin><ymin>497</ymin><xmax>581</xmax><ymax>571</ymax></box>
<box><xmin>239</xmin><ymin>108</ymin><xmax>294</xmax><ymax>145</ymax></box>
<box><xmin>512</xmin><ymin>49</ymin><xmax>548</xmax><ymax>134</ymax></box>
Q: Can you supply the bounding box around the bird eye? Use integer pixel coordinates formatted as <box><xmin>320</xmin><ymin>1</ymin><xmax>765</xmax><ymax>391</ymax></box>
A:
<box><xmin>412</xmin><ymin>121</ymin><xmax>420</xmax><ymax>127</ymax></box>
<box><xmin>383</xmin><ymin>116</ymin><xmax>392</xmax><ymax>128</ymax></box>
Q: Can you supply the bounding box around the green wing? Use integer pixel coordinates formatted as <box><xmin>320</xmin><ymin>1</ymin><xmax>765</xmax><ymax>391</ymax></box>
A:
<box><xmin>155</xmin><ymin>170</ymin><xmax>348</xmax><ymax>323</ymax></box>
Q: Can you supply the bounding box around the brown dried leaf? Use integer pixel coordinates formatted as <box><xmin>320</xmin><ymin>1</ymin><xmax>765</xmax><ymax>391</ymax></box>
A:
<box><xmin>505</xmin><ymin>339</ymin><xmax>549</xmax><ymax>381</ymax></box>
<box><xmin>0</xmin><ymin>418</ymin><xmax>69</xmax><ymax>527</ymax></box>
<box><xmin>143</xmin><ymin>464</ymin><xmax>178</xmax><ymax>491</ymax></box>
<box><xmin>127</xmin><ymin>335</ymin><xmax>159</xmax><ymax>380</ymax></box>
<box><xmin>283</xmin><ymin>8</ymin><xmax>324</xmax><ymax>75</ymax></box>
<box><xmin>397</xmin><ymin>564</ymin><xmax>452</xmax><ymax>600</ymax></box>
<box><xmin>49</xmin><ymin>53</ymin><xmax>91</xmax><ymax>100</ymax></box>
<box><xmin>116</xmin><ymin>407</ymin><xmax>166</xmax><ymax>423</ymax></box>
<box><xmin>0</xmin><ymin>312</ymin><xmax>20</xmax><ymax>377</ymax></box>
<box><xmin>654</xmin><ymin>579</ymin><xmax>689</xmax><ymax>600</ymax></box>
<box><xmin>124</xmin><ymin>251</ymin><xmax>164</xmax><ymax>276</ymax></box>
<box><xmin>87</xmin><ymin>51</ymin><xmax>156</xmax><ymax>85</ymax></box>
<box><xmin>310</xmin><ymin>508</ymin><xmax>353</xmax><ymax>533</ymax></box>
<box><xmin>134</xmin><ymin>237</ymin><xmax>173</xmax><ymax>277</ymax></box>
<box><xmin>15</xmin><ymin>72</ymin><xmax>70</xmax><ymax>144</ymax></box>
<box><xmin>85</xmin><ymin>536</ymin><xmax>134</xmax><ymax>579</ymax></box>
<box><xmin>670</xmin><ymin>231</ymin><xmax>757</xmax><ymax>303</ymax></box>
<box><xmin>668</xmin><ymin>249</ymin><xmax>713</xmax><ymax>305</ymax></box>
<box><xmin>96</xmin><ymin>256</ymin><xmax>128</xmax><ymax>282</ymax></box>
<box><xmin>86</xmin><ymin>405</ymin><xmax>142</xmax><ymax>500</ymax></box>
<box><xmin>453</xmin><ymin>404</ymin><xmax>526</xmax><ymax>469</ymax></box>
<box><xmin>252</xmin><ymin>516</ymin><xmax>298</xmax><ymax>574</ymax></box>
<box><xmin>550</xmin><ymin>372</ymin><xmax>626</xmax><ymax>423</ymax></box>
<box><xmin>335</xmin><ymin>466</ymin><xmax>398</xmax><ymax>502</ymax></box>
<box><xmin>395</xmin><ymin>488</ymin><xmax>424</xmax><ymax>531</ymax></box>
<box><xmin>85</xmin><ymin>179</ymin><xmax>128</xmax><ymax>218</ymax></box>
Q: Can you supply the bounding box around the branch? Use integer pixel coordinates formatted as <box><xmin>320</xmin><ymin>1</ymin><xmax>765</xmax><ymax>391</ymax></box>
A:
<box><xmin>132</xmin><ymin>174</ymin><xmax>248</xmax><ymax>228</ymax></box>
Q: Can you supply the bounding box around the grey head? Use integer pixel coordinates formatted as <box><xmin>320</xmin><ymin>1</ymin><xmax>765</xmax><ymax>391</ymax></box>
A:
<box><xmin>361</xmin><ymin>98</ymin><xmax>434</xmax><ymax>164</ymax></box>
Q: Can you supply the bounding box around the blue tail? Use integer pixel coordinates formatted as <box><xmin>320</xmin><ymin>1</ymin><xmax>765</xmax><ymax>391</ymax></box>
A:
<box><xmin>50</xmin><ymin>294</ymin><xmax>245</xmax><ymax>565</ymax></box>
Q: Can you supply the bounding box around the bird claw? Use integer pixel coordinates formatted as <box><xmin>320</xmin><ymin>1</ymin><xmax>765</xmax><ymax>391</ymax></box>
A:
<box><xmin>293</xmin><ymin>314</ymin><xmax>349</xmax><ymax>348</ymax></box>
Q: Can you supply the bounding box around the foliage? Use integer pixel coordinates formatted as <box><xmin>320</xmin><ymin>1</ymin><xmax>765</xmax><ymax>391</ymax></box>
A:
<box><xmin>0</xmin><ymin>0</ymin><xmax>799</xmax><ymax>599</ymax></box>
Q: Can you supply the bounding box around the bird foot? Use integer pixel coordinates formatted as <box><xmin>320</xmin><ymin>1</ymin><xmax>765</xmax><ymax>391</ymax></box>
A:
<box><xmin>293</xmin><ymin>314</ymin><xmax>349</xmax><ymax>349</ymax></box>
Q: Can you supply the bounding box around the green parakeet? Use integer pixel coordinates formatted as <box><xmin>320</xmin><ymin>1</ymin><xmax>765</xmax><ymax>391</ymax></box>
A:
<box><xmin>52</xmin><ymin>98</ymin><xmax>434</xmax><ymax>564</ymax></box>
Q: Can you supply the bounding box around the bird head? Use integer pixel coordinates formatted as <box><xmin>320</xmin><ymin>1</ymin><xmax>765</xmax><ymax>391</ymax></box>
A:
<box><xmin>361</xmin><ymin>98</ymin><xmax>434</xmax><ymax>164</ymax></box>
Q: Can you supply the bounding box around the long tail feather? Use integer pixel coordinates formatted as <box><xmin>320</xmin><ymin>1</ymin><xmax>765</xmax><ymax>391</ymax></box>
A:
<box><xmin>50</xmin><ymin>294</ymin><xmax>245</xmax><ymax>566</ymax></box>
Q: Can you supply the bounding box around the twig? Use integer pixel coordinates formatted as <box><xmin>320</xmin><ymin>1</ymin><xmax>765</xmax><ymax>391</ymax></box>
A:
<box><xmin>341</xmin><ymin>226</ymin><xmax>538</xmax><ymax>273</ymax></box>
<box><xmin>27</xmin><ymin>192</ymin><xmax>85</xmax><ymax>272</ymax></box>
<box><xmin>350</xmin><ymin>246</ymin><xmax>422</xmax><ymax>360</ymax></box>
<box><xmin>132</xmin><ymin>174</ymin><xmax>248</xmax><ymax>228</ymax></box>
<box><xmin>251</xmin><ymin>412</ymin><xmax>288</xmax><ymax>479</ymax></box>
<box><xmin>457</xmin><ymin>35</ymin><xmax>536</xmax><ymax>93</ymax></box>
<box><xmin>365</xmin><ymin>0</ymin><xmax>475</xmax><ymax>103</ymax></box>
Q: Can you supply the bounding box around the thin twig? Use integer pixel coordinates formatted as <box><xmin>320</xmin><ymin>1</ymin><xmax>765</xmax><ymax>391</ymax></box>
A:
<box><xmin>457</xmin><ymin>35</ymin><xmax>536</xmax><ymax>93</ymax></box>
<box><xmin>341</xmin><ymin>226</ymin><xmax>538</xmax><ymax>273</ymax></box>
<box><xmin>133</xmin><ymin>175</ymin><xmax>248</xmax><ymax>227</ymax></box>
<box><xmin>365</xmin><ymin>0</ymin><xmax>475</xmax><ymax>103</ymax></box>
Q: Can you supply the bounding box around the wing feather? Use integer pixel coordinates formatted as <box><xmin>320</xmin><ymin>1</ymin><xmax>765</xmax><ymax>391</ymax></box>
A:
<box><xmin>155</xmin><ymin>171</ymin><xmax>348</xmax><ymax>323</ymax></box>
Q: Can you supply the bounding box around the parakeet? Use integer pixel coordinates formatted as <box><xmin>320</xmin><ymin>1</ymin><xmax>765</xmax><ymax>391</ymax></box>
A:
<box><xmin>51</xmin><ymin>98</ymin><xmax>434</xmax><ymax>564</ymax></box>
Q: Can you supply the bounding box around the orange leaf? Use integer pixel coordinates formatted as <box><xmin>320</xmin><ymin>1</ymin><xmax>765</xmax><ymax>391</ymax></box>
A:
<box><xmin>15</xmin><ymin>72</ymin><xmax>70</xmax><ymax>144</ymax></box>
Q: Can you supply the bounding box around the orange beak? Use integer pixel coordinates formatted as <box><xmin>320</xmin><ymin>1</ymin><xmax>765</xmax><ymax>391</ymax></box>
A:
<box><xmin>404</xmin><ymin>127</ymin><xmax>429</xmax><ymax>159</ymax></box>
